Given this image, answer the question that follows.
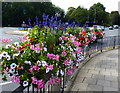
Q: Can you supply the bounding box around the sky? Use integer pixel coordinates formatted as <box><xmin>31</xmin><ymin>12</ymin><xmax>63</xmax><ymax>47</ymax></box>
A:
<box><xmin>51</xmin><ymin>0</ymin><xmax>119</xmax><ymax>13</ymax></box>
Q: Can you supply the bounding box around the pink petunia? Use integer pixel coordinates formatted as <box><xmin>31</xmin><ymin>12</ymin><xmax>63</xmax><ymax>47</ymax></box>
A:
<box><xmin>30</xmin><ymin>45</ymin><xmax>35</xmax><ymax>50</ymax></box>
<box><xmin>73</xmin><ymin>41</ymin><xmax>81</xmax><ymax>47</ymax></box>
<box><xmin>61</xmin><ymin>36</ymin><xmax>67</xmax><ymax>40</ymax></box>
<box><xmin>31</xmin><ymin>77</ymin><xmax>38</xmax><ymax>84</ymax></box>
<box><xmin>47</xmin><ymin>65</ymin><xmax>54</xmax><ymax>70</ymax></box>
<box><xmin>2</xmin><ymin>38</ymin><xmax>9</xmax><ymax>43</ymax></box>
<box><xmin>63</xmin><ymin>58</ymin><xmax>70</xmax><ymax>65</ymax></box>
<box><xmin>47</xmin><ymin>53</ymin><xmax>54</xmax><ymax>59</ymax></box>
<box><xmin>23</xmin><ymin>35</ymin><xmax>28</xmax><ymax>40</ymax></box>
<box><xmin>61</xmin><ymin>51</ymin><xmax>67</xmax><ymax>57</ymax></box>
<box><xmin>10</xmin><ymin>76</ymin><xmax>20</xmax><ymax>83</ymax></box>
<box><xmin>48</xmin><ymin>77</ymin><xmax>54</xmax><ymax>85</ymax></box>
<box><xmin>37</xmin><ymin>80</ymin><xmax>44</xmax><ymax>89</ymax></box>
<box><xmin>67</xmin><ymin>69</ymin><xmax>73</xmax><ymax>75</ymax></box>
<box><xmin>70</xmin><ymin>36</ymin><xmax>76</xmax><ymax>39</ymax></box>
<box><xmin>55</xmin><ymin>78</ymin><xmax>60</xmax><ymax>83</ymax></box>
<box><xmin>76</xmin><ymin>47</ymin><xmax>82</xmax><ymax>54</ymax></box>
<box><xmin>54</xmin><ymin>55</ymin><xmax>59</xmax><ymax>61</ymax></box>
<box><xmin>29</xmin><ymin>67</ymin><xmax>33</xmax><ymax>73</ymax></box>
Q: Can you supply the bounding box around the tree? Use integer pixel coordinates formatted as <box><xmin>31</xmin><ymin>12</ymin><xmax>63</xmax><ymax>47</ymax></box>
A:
<box><xmin>70</xmin><ymin>6</ymin><xmax>88</xmax><ymax>24</ymax></box>
<box><xmin>65</xmin><ymin>7</ymin><xmax>76</xmax><ymax>21</ymax></box>
<box><xmin>2</xmin><ymin>2</ymin><xmax>65</xmax><ymax>27</ymax></box>
<box><xmin>65</xmin><ymin>6</ymin><xmax>88</xmax><ymax>25</ymax></box>
<box><xmin>89</xmin><ymin>2</ymin><xmax>108</xmax><ymax>25</ymax></box>
<box><xmin>110</xmin><ymin>11</ymin><xmax>120</xmax><ymax>25</ymax></box>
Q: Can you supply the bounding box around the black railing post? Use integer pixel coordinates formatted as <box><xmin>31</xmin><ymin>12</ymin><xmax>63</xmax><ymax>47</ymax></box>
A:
<box><xmin>32</xmin><ymin>84</ymin><xmax>34</xmax><ymax>93</ymax></box>
<box><xmin>113</xmin><ymin>36</ymin><xmax>116</xmax><ymax>49</ymax></box>
<box><xmin>88</xmin><ymin>46</ymin><xmax>91</xmax><ymax>58</ymax></box>
<box><xmin>27</xmin><ymin>86</ymin><xmax>29</xmax><ymax>93</ymax></box>
<box><xmin>101</xmin><ymin>38</ymin><xmax>103</xmax><ymax>52</ymax></box>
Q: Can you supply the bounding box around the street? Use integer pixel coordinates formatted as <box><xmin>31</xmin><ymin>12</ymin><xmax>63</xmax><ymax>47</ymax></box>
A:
<box><xmin>0</xmin><ymin>27</ymin><xmax>120</xmax><ymax>92</ymax></box>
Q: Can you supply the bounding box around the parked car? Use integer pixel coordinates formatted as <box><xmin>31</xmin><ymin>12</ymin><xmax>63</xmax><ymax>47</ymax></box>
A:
<box><xmin>100</xmin><ymin>26</ymin><xmax>105</xmax><ymax>31</ymax></box>
<box><xmin>113</xmin><ymin>25</ymin><xmax>119</xmax><ymax>29</ymax></box>
<box><xmin>109</xmin><ymin>26</ymin><xmax>113</xmax><ymax>30</ymax></box>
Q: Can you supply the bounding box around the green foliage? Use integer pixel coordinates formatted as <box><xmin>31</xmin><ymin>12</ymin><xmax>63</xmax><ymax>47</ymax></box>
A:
<box><xmin>2</xmin><ymin>2</ymin><xmax>65</xmax><ymax>27</ymax></box>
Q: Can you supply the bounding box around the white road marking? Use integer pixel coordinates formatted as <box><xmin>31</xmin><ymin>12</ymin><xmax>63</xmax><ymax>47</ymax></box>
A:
<box><xmin>0</xmin><ymin>81</ymin><xmax>12</xmax><ymax>86</ymax></box>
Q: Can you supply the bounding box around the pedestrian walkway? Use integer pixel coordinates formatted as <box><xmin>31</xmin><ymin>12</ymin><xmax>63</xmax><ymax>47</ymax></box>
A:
<box><xmin>67</xmin><ymin>49</ymin><xmax>118</xmax><ymax>91</ymax></box>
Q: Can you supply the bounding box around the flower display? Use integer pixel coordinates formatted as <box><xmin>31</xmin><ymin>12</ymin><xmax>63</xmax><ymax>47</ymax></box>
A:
<box><xmin>0</xmin><ymin>14</ymin><xmax>105</xmax><ymax>90</ymax></box>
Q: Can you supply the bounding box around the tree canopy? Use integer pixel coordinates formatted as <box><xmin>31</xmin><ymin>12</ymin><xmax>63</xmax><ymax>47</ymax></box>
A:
<box><xmin>2</xmin><ymin>2</ymin><xmax>65</xmax><ymax>27</ymax></box>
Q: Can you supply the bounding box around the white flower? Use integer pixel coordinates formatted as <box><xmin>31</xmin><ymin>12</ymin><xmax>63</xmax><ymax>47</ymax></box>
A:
<box><xmin>77</xmin><ymin>53</ymin><xmax>80</xmax><ymax>57</ymax></box>
<box><xmin>61</xmin><ymin>40</ymin><xmax>64</xmax><ymax>44</ymax></box>
<box><xmin>28</xmin><ymin>28</ymin><xmax>32</xmax><ymax>31</ymax></box>
<box><xmin>10</xmin><ymin>63</ymin><xmax>17</xmax><ymax>69</ymax></box>
<box><xmin>12</xmin><ymin>53</ymin><xmax>19</xmax><ymax>59</ymax></box>
<box><xmin>9</xmin><ymin>69</ymin><xmax>15</xmax><ymax>73</ymax></box>
<box><xmin>70</xmin><ymin>48</ymin><xmax>73</xmax><ymax>51</ymax></box>
<box><xmin>76</xmin><ymin>62</ymin><xmax>79</xmax><ymax>67</ymax></box>
<box><xmin>5</xmin><ymin>44</ymin><xmax>11</xmax><ymax>48</ymax></box>
<box><xmin>14</xmin><ymin>42</ymin><xmax>19</xmax><ymax>46</ymax></box>
<box><xmin>61</xmin><ymin>46</ymin><xmax>65</xmax><ymax>49</ymax></box>
<box><xmin>41</xmin><ymin>61</ymin><xmax>47</xmax><ymax>67</ymax></box>
<box><xmin>2</xmin><ymin>52</ymin><xmax>8</xmax><ymax>57</ymax></box>
<box><xmin>37</xmin><ymin>60</ymin><xmax>41</xmax><ymax>66</ymax></box>
<box><xmin>23</xmin><ymin>81</ymin><xmax>28</xmax><ymax>87</ymax></box>
<box><xmin>6</xmin><ymin>55</ymin><xmax>10</xmax><ymax>60</ymax></box>
<box><xmin>80</xmin><ymin>56</ymin><xmax>84</xmax><ymax>60</ymax></box>
<box><xmin>0</xmin><ymin>54</ymin><xmax>2</xmax><ymax>59</ymax></box>
<box><xmin>46</xmin><ymin>68</ymin><xmax>50</xmax><ymax>73</ymax></box>
<box><xmin>36</xmin><ymin>50</ymin><xmax>40</xmax><ymax>53</ymax></box>
<box><xmin>60</xmin><ymin>70</ymin><xmax>64</xmax><ymax>76</ymax></box>
<box><xmin>65</xmin><ymin>33</ymin><xmax>69</xmax><ymax>35</ymax></box>
<box><xmin>44</xmin><ymin>47</ymin><xmax>47</xmax><ymax>51</ymax></box>
<box><xmin>24</xmin><ymin>61</ymin><xmax>31</xmax><ymax>65</ymax></box>
<box><xmin>56</xmin><ymin>70</ymin><xmax>59</xmax><ymax>76</ymax></box>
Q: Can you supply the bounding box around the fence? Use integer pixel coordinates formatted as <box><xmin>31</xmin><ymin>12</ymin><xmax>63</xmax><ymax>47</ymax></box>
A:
<box><xmin>11</xmin><ymin>35</ymin><xmax>120</xmax><ymax>93</ymax></box>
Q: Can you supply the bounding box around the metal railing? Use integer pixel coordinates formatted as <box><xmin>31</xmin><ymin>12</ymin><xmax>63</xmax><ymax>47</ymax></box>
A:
<box><xmin>11</xmin><ymin>35</ymin><xmax>120</xmax><ymax>93</ymax></box>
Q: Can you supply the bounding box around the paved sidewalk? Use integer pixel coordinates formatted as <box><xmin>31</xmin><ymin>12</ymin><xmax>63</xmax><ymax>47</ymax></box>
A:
<box><xmin>69</xmin><ymin>49</ymin><xmax>119</xmax><ymax>91</ymax></box>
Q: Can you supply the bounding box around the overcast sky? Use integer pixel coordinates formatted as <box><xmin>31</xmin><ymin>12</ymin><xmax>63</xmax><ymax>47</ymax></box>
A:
<box><xmin>51</xmin><ymin>0</ymin><xmax>119</xmax><ymax>13</ymax></box>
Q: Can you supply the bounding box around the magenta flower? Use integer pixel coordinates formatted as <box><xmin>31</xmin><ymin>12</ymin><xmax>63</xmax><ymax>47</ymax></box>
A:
<box><xmin>37</xmin><ymin>80</ymin><xmax>44</xmax><ymax>89</ymax></box>
<box><xmin>55</xmin><ymin>78</ymin><xmax>60</xmax><ymax>83</ymax></box>
<box><xmin>54</xmin><ymin>55</ymin><xmax>59</xmax><ymax>61</ymax></box>
<box><xmin>47</xmin><ymin>53</ymin><xmax>54</xmax><ymax>59</ymax></box>
<box><xmin>61</xmin><ymin>51</ymin><xmax>67</xmax><ymax>57</ymax></box>
<box><xmin>48</xmin><ymin>77</ymin><xmax>54</xmax><ymax>85</ymax></box>
<box><xmin>47</xmin><ymin>65</ymin><xmax>54</xmax><ymax>70</ymax></box>
<box><xmin>76</xmin><ymin>47</ymin><xmax>82</xmax><ymax>54</ymax></box>
<box><xmin>31</xmin><ymin>77</ymin><xmax>38</xmax><ymax>84</ymax></box>
<box><xmin>63</xmin><ymin>58</ymin><xmax>70</xmax><ymax>65</ymax></box>
<box><xmin>73</xmin><ymin>41</ymin><xmax>81</xmax><ymax>47</ymax></box>
<box><xmin>23</xmin><ymin>35</ymin><xmax>28</xmax><ymax>40</ymax></box>
<box><xmin>61</xmin><ymin>36</ymin><xmax>67</xmax><ymax>40</ymax></box>
<box><xmin>29</xmin><ymin>65</ymin><xmax>40</xmax><ymax>72</ymax></box>
<box><xmin>70</xmin><ymin>36</ymin><xmax>76</xmax><ymax>39</ymax></box>
<box><xmin>30</xmin><ymin>45</ymin><xmax>35</xmax><ymax>50</ymax></box>
<box><xmin>29</xmin><ymin>67</ymin><xmax>33</xmax><ymax>73</ymax></box>
<box><xmin>67</xmin><ymin>69</ymin><xmax>73</xmax><ymax>75</ymax></box>
<box><xmin>2</xmin><ymin>38</ymin><xmax>9</xmax><ymax>43</ymax></box>
<box><xmin>10</xmin><ymin>76</ymin><xmax>20</xmax><ymax>83</ymax></box>
<box><xmin>4</xmin><ymin>67</ymin><xmax>9</xmax><ymax>73</ymax></box>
